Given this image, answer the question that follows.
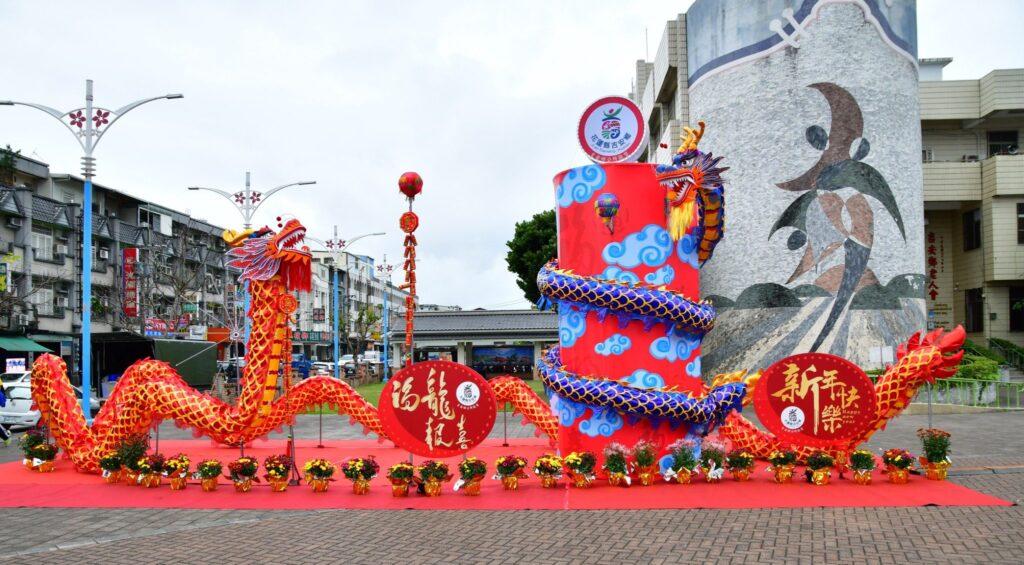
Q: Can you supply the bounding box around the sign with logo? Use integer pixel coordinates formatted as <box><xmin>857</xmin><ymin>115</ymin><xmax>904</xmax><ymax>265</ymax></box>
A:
<box><xmin>754</xmin><ymin>353</ymin><xmax>877</xmax><ymax>448</ymax></box>
<box><xmin>378</xmin><ymin>360</ymin><xmax>496</xmax><ymax>457</ymax></box>
<box><xmin>577</xmin><ymin>96</ymin><xmax>648</xmax><ymax>163</ymax></box>
<box><xmin>5</xmin><ymin>358</ymin><xmax>25</xmax><ymax>373</ymax></box>
<box><xmin>122</xmin><ymin>248</ymin><xmax>139</xmax><ymax>317</ymax></box>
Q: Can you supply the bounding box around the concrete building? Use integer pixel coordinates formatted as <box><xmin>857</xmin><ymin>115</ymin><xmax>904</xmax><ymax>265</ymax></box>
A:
<box><xmin>0</xmin><ymin>152</ymin><xmax>237</xmax><ymax>386</ymax></box>
<box><xmin>919</xmin><ymin>61</ymin><xmax>1024</xmax><ymax>349</ymax></box>
<box><xmin>629</xmin><ymin>0</ymin><xmax>931</xmax><ymax>374</ymax></box>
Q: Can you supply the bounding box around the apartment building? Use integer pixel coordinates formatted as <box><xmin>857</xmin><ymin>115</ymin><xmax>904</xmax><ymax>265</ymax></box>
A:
<box><xmin>0</xmin><ymin>152</ymin><xmax>237</xmax><ymax>383</ymax></box>
<box><xmin>920</xmin><ymin>60</ymin><xmax>1024</xmax><ymax>346</ymax></box>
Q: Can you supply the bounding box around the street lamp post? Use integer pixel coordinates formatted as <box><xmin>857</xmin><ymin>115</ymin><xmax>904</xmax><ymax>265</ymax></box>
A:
<box><xmin>1</xmin><ymin>80</ymin><xmax>182</xmax><ymax>423</ymax></box>
<box><xmin>376</xmin><ymin>258</ymin><xmax>395</xmax><ymax>383</ymax></box>
<box><xmin>188</xmin><ymin>173</ymin><xmax>315</xmax><ymax>344</ymax></box>
<box><xmin>308</xmin><ymin>228</ymin><xmax>385</xmax><ymax>379</ymax></box>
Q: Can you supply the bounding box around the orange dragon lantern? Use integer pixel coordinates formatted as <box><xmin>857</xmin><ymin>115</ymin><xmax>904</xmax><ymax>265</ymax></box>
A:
<box><xmin>30</xmin><ymin>219</ymin><xmax>387</xmax><ymax>473</ymax></box>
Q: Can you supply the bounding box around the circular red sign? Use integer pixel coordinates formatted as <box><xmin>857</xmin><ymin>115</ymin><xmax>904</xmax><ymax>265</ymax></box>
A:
<box><xmin>753</xmin><ymin>353</ymin><xmax>877</xmax><ymax>448</ymax></box>
<box><xmin>378</xmin><ymin>361</ymin><xmax>496</xmax><ymax>457</ymax></box>
<box><xmin>577</xmin><ymin>96</ymin><xmax>648</xmax><ymax>164</ymax></box>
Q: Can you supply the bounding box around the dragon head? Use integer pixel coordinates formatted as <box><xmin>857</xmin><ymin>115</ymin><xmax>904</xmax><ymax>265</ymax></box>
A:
<box><xmin>895</xmin><ymin>326</ymin><xmax>966</xmax><ymax>385</ymax></box>
<box><xmin>225</xmin><ymin>218</ymin><xmax>312</xmax><ymax>292</ymax></box>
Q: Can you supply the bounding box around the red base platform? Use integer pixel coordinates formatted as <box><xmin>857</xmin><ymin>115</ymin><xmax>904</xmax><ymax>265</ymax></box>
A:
<box><xmin>0</xmin><ymin>438</ymin><xmax>1009</xmax><ymax>510</ymax></box>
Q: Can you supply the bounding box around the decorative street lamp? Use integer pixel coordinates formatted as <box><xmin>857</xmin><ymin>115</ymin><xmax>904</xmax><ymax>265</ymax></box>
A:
<box><xmin>308</xmin><ymin>227</ymin><xmax>385</xmax><ymax>380</ymax></box>
<box><xmin>377</xmin><ymin>258</ymin><xmax>395</xmax><ymax>383</ymax></box>
<box><xmin>1</xmin><ymin>80</ymin><xmax>183</xmax><ymax>423</ymax></box>
<box><xmin>188</xmin><ymin>173</ymin><xmax>315</xmax><ymax>343</ymax></box>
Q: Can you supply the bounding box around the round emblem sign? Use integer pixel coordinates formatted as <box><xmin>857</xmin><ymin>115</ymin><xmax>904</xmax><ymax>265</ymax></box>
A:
<box><xmin>378</xmin><ymin>361</ymin><xmax>496</xmax><ymax>457</ymax></box>
<box><xmin>753</xmin><ymin>353</ymin><xmax>877</xmax><ymax>448</ymax></box>
<box><xmin>577</xmin><ymin>96</ymin><xmax>648</xmax><ymax>163</ymax></box>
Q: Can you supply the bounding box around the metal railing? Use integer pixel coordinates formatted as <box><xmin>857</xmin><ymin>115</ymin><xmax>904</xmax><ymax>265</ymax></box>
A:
<box><xmin>988</xmin><ymin>339</ymin><xmax>1024</xmax><ymax>372</ymax></box>
<box><xmin>912</xmin><ymin>377</ymin><xmax>1024</xmax><ymax>410</ymax></box>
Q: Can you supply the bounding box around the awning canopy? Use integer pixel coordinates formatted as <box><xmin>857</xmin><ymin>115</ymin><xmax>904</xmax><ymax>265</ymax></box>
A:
<box><xmin>29</xmin><ymin>334</ymin><xmax>75</xmax><ymax>342</ymax></box>
<box><xmin>0</xmin><ymin>336</ymin><xmax>51</xmax><ymax>353</ymax></box>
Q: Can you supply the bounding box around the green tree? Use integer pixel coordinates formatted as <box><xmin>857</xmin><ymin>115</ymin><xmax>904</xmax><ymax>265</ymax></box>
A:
<box><xmin>0</xmin><ymin>145</ymin><xmax>21</xmax><ymax>185</ymax></box>
<box><xmin>505</xmin><ymin>209</ymin><xmax>557</xmax><ymax>304</ymax></box>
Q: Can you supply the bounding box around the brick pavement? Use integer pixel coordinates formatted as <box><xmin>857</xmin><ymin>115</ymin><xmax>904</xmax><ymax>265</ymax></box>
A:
<box><xmin>0</xmin><ymin>410</ymin><xmax>1020</xmax><ymax>563</ymax></box>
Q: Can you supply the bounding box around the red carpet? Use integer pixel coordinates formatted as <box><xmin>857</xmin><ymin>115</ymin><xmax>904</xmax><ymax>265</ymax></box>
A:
<box><xmin>0</xmin><ymin>438</ymin><xmax>1009</xmax><ymax>510</ymax></box>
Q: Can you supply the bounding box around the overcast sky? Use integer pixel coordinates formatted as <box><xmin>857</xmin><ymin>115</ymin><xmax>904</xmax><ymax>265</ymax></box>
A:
<box><xmin>2</xmin><ymin>1</ymin><xmax>1021</xmax><ymax>310</ymax></box>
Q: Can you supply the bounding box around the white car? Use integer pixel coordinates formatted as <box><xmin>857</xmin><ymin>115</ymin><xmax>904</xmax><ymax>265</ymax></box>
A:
<box><xmin>0</xmin><ymin>371</ymin><xmax>31</xmax><ymax>385</ymax></box>
<box><xmin>0</xmin><ymin>384</ymin><xmax>101</xmax><ymax>429</ymax></box>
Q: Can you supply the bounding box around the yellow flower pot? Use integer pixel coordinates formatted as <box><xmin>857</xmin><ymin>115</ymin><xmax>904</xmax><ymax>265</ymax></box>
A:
<box><xmin>730</xmin><ymin>468</ymin><xmax>752</xmax><ymax>482</ymax></box>
<box><xmin>810</xmin><ymin>468</ymin><xmax>831</xmax><ymax>485</ymax></box>
<box><xmin>124</xmin><ymin>469</ymin><xmax>140</xmax><ymax>485</ymax></box>
<box><xmin>103</xmin><ymin>469</ymin><xmax>122</xmax><ymax>484</ymax></box>
<box><xmin>269</xmin><ymin>477</ymin><xmax>289</xmax><ymax>492</ymax></box>
<box><xmin>23</xmin><ymin>459</ymin><xmax>35</xmax><ymax>471</ymax></box>
<box><xmin>424</xmin><ymin>477</ymin><xmax>443</xmax><ymax>497</ymax></box>
<box><xmin>674</xmin><ymin>468</ymin><xmax>693</xmax><ymax>484</ymax></box>
<box><xmin>390</xmin><ymin>480</ymin><xmax>410</xmax><ymax>497</ymax></box>
<box><xmin>462</xmin><ymin>477</ymin><xmax>483</xmax><ymax>496</ymax></box>
<box><xmin>200</xmin><ymin>478</ymin><xmax>219</xmax><ymax>492</ymax></box>
<box><xmin>569</xmin><ymin>473</ymin><xmax>592</xmax><ymax>489</ymax></box>
<box><xmin>607</xmin><ymin>471</ymin><xmax>627</xmax><ymax>487</ymax></box>
<box><xmin>142</xmin><ymin>474</ymin><xmax>161</xmax><ymax>488</ymax></box>
<box><xmin>352</xmin><ymin>478</ymin><xmax>371</xmax><ymax>495</ymax></box>
<box><xmin>772</xmin><ymin>464</ymin><xmax>794</xmax><ymax>484</ymax></box>
<box><xmin>500</xmin><ymin>475</ymin><xmax>520</xmax><ymax>491</ymax></box>
<box><xmin>169</xmin><ymin>476</ymin><xmax>188</xmax><ymax>490</ymax></box>
<box><xmin>887</xmin><ymin>467</ymin><xmax>909</xmax><ymax>484</ymax></box>
<box><xmin>637</xmin><ymin>466</ymin><xmax>657</xmax><ymax>486</ymax></box>
<box><xmin>310</xmin><ymin>478</ymin><xmax>330</xmax><ymax>493</ymax></box>
<box><xmin>921</xmin><ymin>460</ymin><xmax>950</xmax><ymax>481</ymax></box>
<box><xmin>233</xmin><ymin>478</ymin><xmax>253</xmax><ymax>493</ymax></box>
<box><xmin>36</xmin><ymin>460</ymin><xmax>55</xmax><ymax>473</ymax></box>
<box><xmin>539</xmin><ymin>475</ymin><xmax>559</xmax><ymax>489</ymax></box>
<box><xmin>852</xmin><ymin>469</ymin><xmax>873</xmax><ymax>485</ymax></box>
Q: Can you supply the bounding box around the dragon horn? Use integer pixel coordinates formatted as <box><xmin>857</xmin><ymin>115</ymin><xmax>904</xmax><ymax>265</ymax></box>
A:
<box><xmin>223</xmin><ymin>228</ymin><xmax>255</xmax><ymax>248</ymax></box>
<box><xmin>936</xmin><ymin>325</ymin><xmax>966</xmax><ymax>354</ymax></box>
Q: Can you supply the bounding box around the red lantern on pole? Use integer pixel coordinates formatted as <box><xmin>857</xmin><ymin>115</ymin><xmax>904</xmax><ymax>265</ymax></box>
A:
<box><xmin>398</xmin><ymin>172</ymin><xmax>423</xmax><ymax>200</ymax></box>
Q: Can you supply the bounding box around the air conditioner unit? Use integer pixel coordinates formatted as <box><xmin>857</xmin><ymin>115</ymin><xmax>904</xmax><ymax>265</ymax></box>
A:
<box><xmin>55</xmin><ymin>244</ymin><xmax>69</xmax><ymax>256</ymax></box>
<box><xmin>6</xmin><ymin>217</ymin><xmax>23</xmax><ymax>229</ymax></box>
<box><xmin>98</xmin><ymin>248</ymin><xmax>110</xmax><ymax>260</ymax></box>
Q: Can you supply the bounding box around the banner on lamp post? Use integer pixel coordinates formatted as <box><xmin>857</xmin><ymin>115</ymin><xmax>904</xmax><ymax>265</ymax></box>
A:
<box><xmin>122</xmin><ymin>248</ymin><xmax>139</xmax><ymax>317</ymax></box>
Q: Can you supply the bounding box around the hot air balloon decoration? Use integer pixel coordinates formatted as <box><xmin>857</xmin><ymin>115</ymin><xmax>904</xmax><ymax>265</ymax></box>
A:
<box><xmin>594</xmin><ymin>193</ymin><xmax>620</xmax><ymax>234</ymax></box>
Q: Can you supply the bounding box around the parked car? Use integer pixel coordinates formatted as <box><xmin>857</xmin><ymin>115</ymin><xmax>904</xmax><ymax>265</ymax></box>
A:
<box><xmin>0</xmin><ymin>384</ymin><xmax>101</xmax><ymax>429</ymax></box>
<box><xmin>310</xmin><ymin>362</ymin><xmax>336</xmax><ymax>377</ymax></box>
<box><xmin>339</xmin><ymin>355</ymin><xmax>357</xmax><ymax>376</ymax></box>
<box><xmin>0</xmin><ymin>371</ymin><xmax>31</xmax><ymax>385</ymax></box>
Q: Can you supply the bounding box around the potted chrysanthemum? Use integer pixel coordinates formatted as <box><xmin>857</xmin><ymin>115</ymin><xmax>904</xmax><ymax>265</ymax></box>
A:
<box><xmin>341</xmin><ymin>456</ymin><xmax>380</xmax><ymax>495</ymax></box>
<box><xmin>303</xmin><ymin>458</ymin><xmax>336</xmax><ymax>492</ymax></box>
<box><xmin>805</xmin><ymin>451</ymin><xmax>834</xmax><ymax>485</ymax></box>
<box><xmin>533</xmin><ymin>454</ymin><xmax>563</xmax><ymax>488</ymax></box>
<box><xmin>164</xmin><ymin>453</ymin><xmax>191</xmax><ymax>490</ymax></box>
<box><xmin>494</xmin><ymin>455</ymin><xmax>528</xmax><ymax>491</ymax></box>
<box><xmin>386</xmin><ymin>462</ymin><xmax>415</xmax><ymax>497</ymax></box>
<box><xmin>665</xmin><ymin>439</ymin><xmax>698</xmax><ymax>484</ymax></box>
<box><xmin>264</xmin><ymin>454</ymin><xmax>292</xmax><ymax>492</ymax></box>
<box><xmin>417</xmin><ymin>460</ymin><xmax>452</xmax><ymax>497</ymax></box>
<box><xmin>725</xmin><ymin>449</ymin><xmax>755</xmax><ymax>482</ymax></box>
<box><xmin>767</xmin><ymin>449</ymin><xmax>798</xmax><ymax>484</ymax></box>
<box><xmin>141</xmin><ymin>453</ymin><xmax>166</xmax><ymax>488</ymax></box>
<box><xmin>195</xmin><ymin>459</ymin><xmax>222</xmax><ymax>492</ymax></box>
<box><xmin>849</xmin><ymin>449</ymin><xmax>876</xmax><ymax>485</ymax></box>
<box><xmin>917</xmin><ymin>428</ymin><xmax>951</xmax><ymax>480</ymax></box>
<box><xmin>456</xmin><ymin>457</ymin><xmax>487</xmax><ymax>495</ymax></box>
<box><xmin>882</xmin><ymin>448</ymin><xmax>914</xmax><ymax>484</ymax></box>
<box><xmin>699</xmin><ymin>438</ymin><xmax>727</xmax><ymax>483</ymax></box>
<box><xmin>602</xmin><ymin>443</ymin><xmax>630</xmax><ymax>487</ymax></box>
<box><xmin>563</xmin><ymin>451</ymin><xmax>597</xmax><ymax>488</ymax></box>
<box><xmin>227</xmin><ymin>456</ymin><xmax>260</xmax><ymax>492</ymax></box>
<box><xmin>632</xmin><ymin>440</ymin><xmax>659</xmax><ymax>486</ymax></box>
<box><xmin>99</xmin><ymin>453</ymin><xmax>122</xmax><ymax>484</ymax></box>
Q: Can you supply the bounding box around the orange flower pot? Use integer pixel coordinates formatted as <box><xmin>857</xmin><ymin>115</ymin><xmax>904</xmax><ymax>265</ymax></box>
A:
<box><xmin>36</xmin><ymin>460</ymin><xmax>55</xmax><ymax>473</ymax></box>
<box><xmin>539</xmin><ymin>475</ymin><xmax>559</xmax><ymax>488</ymax></box>
<box><xmin>731</xmin><ymin>468</ymin><xmax>752</xmax><ymax>482</ymax></box>
<box><xmin>673</xmin><ymin>468</ymin><xmax>693</xmax><ymax>484</ymax></box>
<box><xmin>462</xmin><ymin>478</ymin><xmax>483</xmax><ymax>496</ymax></box>
<box><xmin>772</xmin><ymin>464</ymin><xmax>794</xmax><ymax>484</ymax></box>
<box><xmin>390</xmin><ymin>480</ymin><xmax>410</xmax><ymax>497</ymax></box>
<box><xmin>269</xmin><ymin>477</ymin><xmax>289</xmax><ymax>492</ymax></box>
<box><xmin>852</xmin><ymin>469</ymin><xmax>872</xmax><ymax>485</ymax></box>
<box><xmin>200</xmin><ymin>478</ymin><xmax>219</xmax><ymax>492</ymax></box>
<box><xmin>887</xmin><ymin>467</ymin><xmax>909</xmax><ymax>484</ymax></box>
<box><xmin>920</xmin><ymin>459</ymin><xmax>949</xmax><ymax>481</ymax></box>
<box><xmin>637</xmin><ymin>466</ymin><xmax>657</xmax><ymax>486</ymax></box>
<box><xmin>569</xmin><ymin>473</ymin><xmax>592</xmax><ymax>489</ymax></box>
<box><xmin>500</xmin><ymin>475</ymin><xmax>519</xmax><ymax>491</ymax></box>
<box><xmin>424</xmin><ymin>477</ymin><xmax>443</xmax><ymax>497</ymax></box>
<box><xmin>310</xmin><ymin>478</ymin><xmax>330</xmax><ymax>493</ymax></box>
<box><xmin>810</xmin><ymin>468</ymin><xmax>831</xmax><ymax>485</ymax></box>
<box><xmin>103</xmin><ymin>469</ymin><xmax>122</xmax><ymax>484</ymax></box>
<box><xmin>142</xmin><ymin>474</ymin><xmax>161</xmax><ymax>488</ymax></box>
<box><xmin>352</xmin><ymin>479</ymin><xmax>371</xmax><ymax>495</ymax></box>
<box><xmin>233</xmin><ymin>478</ymin><xmax>253</xmax><ymax>493</ymax></box>
<box><xmin>169</xmin><ymin>476</ymin><xmax>188</xmax><ymax>490</ymax></box>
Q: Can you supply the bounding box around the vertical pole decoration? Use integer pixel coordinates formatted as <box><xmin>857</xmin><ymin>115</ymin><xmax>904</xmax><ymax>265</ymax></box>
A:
<box><xmin>397</xmin><ymin>172</ymin><xmax>422</xmax><ymax>368</ymax></box>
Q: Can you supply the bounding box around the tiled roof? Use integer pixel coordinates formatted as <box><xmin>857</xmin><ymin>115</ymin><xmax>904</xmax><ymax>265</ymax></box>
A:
<box><xmin>392</xmin><ymin>309</ymin><xmax>557</xmax><ymax>338</ymax></box>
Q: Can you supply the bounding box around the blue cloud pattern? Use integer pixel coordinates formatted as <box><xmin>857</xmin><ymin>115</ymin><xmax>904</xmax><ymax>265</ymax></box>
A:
<box><xmin>650</xmin><ymin>330</ymin><xmax>701</xmax><ymax>363</ymax></box>
<box><xmin>556</xmin><ymin>165</ymin><xmax>607</xmax><ymax>208</ymax></box>
<box><xmin>598</xmin><ymin>265</ymin><xmax>640</xmax><ymax>284</ymax></box>
<box><xmin>619</xmin><ymin>369</ymin><xmax>665</xmax><ymax>389</ymax></box>
<box><xmin>550</xmin><ymin>393</ymin><xmax>588</xmax><ymax>427</ymax></box>
<box><xmin>644</xmin><ymin>265</ymin><xmax>675</xmax><ymax>286</ymax></box>
<box><xmin>602</xmin><ymin>224</ymin><xmax>673</xmax><ymax>269</ymax></box>
<box><xmin>686</xmin><ymin>357</ymin><xmax>701</xmax><ymax>378</ymax></box>
<box><xmin>559</xmin><ymin>308</ymin><xmax>587</xmax><ymax>347</ymax></box>
<box><xmin>677</xmin><ymin>232</ymin><xmax>700</xmax><ymax>269</ymax></box>
<box><xmin>595</xmin><ymin>334</ymin><xmax>631</xmax><ymax>356</ymax></box>
<box><xmin>578</xmin><ymin>407</ymin><xmax>624</xmax><ymax>438</ymax></box>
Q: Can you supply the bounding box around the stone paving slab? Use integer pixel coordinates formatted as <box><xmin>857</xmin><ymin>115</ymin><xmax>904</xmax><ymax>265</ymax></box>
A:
<box><xmin>0</xmin><ymin>410</ymin><xmax>1020</xmax><ymax>563</ymax></box>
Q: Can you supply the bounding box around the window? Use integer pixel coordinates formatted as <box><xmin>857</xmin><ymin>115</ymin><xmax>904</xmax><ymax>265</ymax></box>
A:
<box><xmin>922</xmin><ymin>149</ymin><xmax>934</xmax><ymax>163</ymax></box>
<box><xmin>139</xmin><ymin>209</ymin><xmax>162</xmax><ymax>233</ymax></box>
<box><xmin>988</xmin><ymin>131</ymin><xmax>1019</xmax><ymax>156</ymax></box>
<box><xmin>31</xmin><ymin>226</ymin><xmax>53</xmax><ymax>261</ymax></box>
<box><xmin>29</xmin><ymin>287</ymin><xmax>54</xmax><ymax>316</ymax></box>
<box><xmin>963</xmin><ymin>208</ymin><xmax>981</xmax><ymax>251</ymax></box>
<box><xmin>1010</xmin><ymin>287</ymin><xmax>1024</xmax><ymax>332</ymax></box>
<box><xmin>62</xmin><ymin>191</ymin><xmax>75</xmax><ymax>203</ymax></box>
<box><xmin>1019</xmin><ymin>204</ymin><xmax>1024</xmax><ymax>244</ymax></box>
<box><xmin>965</xmin><ymin>288</ymin><xmax>984</xmax><ymax>333</ymax></box>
